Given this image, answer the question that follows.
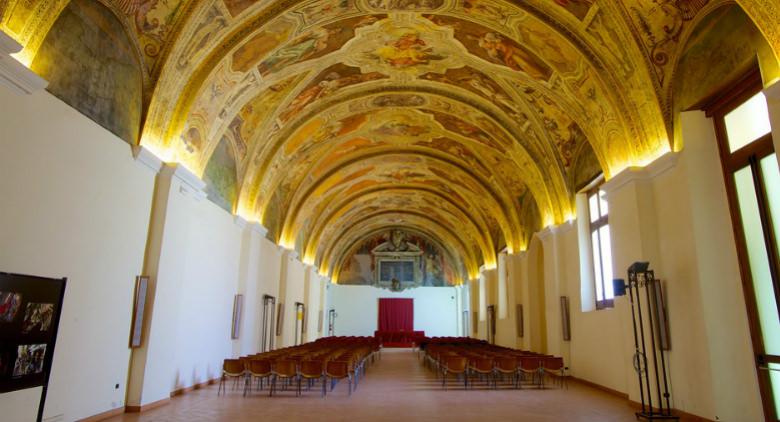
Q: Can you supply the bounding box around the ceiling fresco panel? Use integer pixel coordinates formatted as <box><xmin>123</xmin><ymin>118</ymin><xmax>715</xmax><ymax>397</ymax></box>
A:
<box><xmin>12</xmin><ymin>0</ymin><xmax>780</xmax><ymax>277</ymax></box>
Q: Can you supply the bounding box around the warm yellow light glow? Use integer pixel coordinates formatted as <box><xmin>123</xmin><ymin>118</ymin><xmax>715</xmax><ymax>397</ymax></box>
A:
<box><xmin>141</xmin><ymin>138</ymin><xmax>175</xmax><ymax>163</ymax></box>
<box><xmin>610</xmin><ymin>142</ymin><xmax>673</xmax><ymax>178</ymax></box>
<box><xmin>279</xmin><ymin>238</ymin><xmax>295</xmax><ymax>250</ymax></box>
<box><xmin>10</xmin><ymin>49</ymin><xmax>34</xmax><ymax>68</ymax></box>
<box><xmin>318</xmin><ymin>267</ymin><xmax>329</xmax><ymax>277</ymax></box>
<box><xmin>542</xmin><ymin>214</ymin><xmax>555</xmax><ymax>228</ymax></box>
<box><xmin>565</xmin><ymin>212</ymin><xmax>576</xmax><ymax>223</ymax></box>
<box><xmin>302</xmin><ymin>254</ymin><xmax>315</xmax><ymax>266</ymax></box>
<box><xmin>482</xmin><ymin>256</ymin><xmax>497</xmax><ymax>271</ymax></box>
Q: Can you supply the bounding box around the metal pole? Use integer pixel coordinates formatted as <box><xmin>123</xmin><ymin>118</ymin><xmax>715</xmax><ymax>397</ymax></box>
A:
<box><xmin>644</xmin><ymin>271</ymin><xmax>663</xmax><ymax>415</ymax></box>
<box><xmin>652</xmin><ymin>278</ymin><xmax>674</xmax><ymax>415</ymax></box>
<box><xmin>634</xmin><ymin>269</ymin><xmax>653</xmax><ymax>413</ymax></box>
<box><xmin>628</xmin><ymin>271</ymin><xmax>647</xmax><ymax>414</ymax></box>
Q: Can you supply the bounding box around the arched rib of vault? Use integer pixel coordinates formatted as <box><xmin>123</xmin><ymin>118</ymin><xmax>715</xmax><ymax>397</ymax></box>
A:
<box><xmin>321</xmin><ymin>206</ymin><xmax>483</xmax><ymax>273</ymax></box>
<box><xmin>146</xmin><ymin>2</ymin><xmax>640</xmax><ymax>194</ymax></box>
<box><xmin>238</xmin><ymin>82</ymin><xmax>573</xmax><ymax>223</ymax></box>
<box><xmin>250</xmin><ymin>111</ymin><xmax>532</xmax><ymax>244</ymax></box>
<box><xmin>278</xmin><ymin>151</ymin><xmax>518</xmax><ymax>253</ymax></box>
<box><xmin>325</xmin><ymin>216</ymin><xmax>477</xmax><ymax>282</ymax></box>
<box><xmin>304</xmin><ymin>185</ymin><xmax>495</xmax><ymax>260</ymax></box>
<box><xmin>330</xmin><ymin>224</ymin><xmax>467</xmax><ymax>285</ymax></box>
<box><xmin>238</xmin><ymin>86</ymin><xmax>563</xmax><ymax>232</ymax></box>
<box><xmin>279</xmin><ymin>154</ymin><xmax>510</xmax><ymax>255</ymax></box>
<box><xmin>307</xmin><ymin>187</ymin><xmax>495</xmax><ymax>268</ymax></box>
<box><xmin>735</xmin><ymin>0</ymin><xmax>780</xmax><ymax>62</ymax></box>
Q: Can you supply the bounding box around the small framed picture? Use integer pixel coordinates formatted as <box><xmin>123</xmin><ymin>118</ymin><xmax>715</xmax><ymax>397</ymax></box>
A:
<box><xmin>560</xmin><ymin>296</ymin><xmax>571</xmax><ymax>341</ymax></box>
<box><xmin>129</xmin><ymin>276</ymin><xmax>149</xmax><ymax>348</ymax></box>
<box><xmin>516</xmin><ymin>304</ymin><xmax>524</xmax><ymax>338</ymax></box>
<box><xmin>231</xmin><ymin>294</ymin><xmax>243</xmax><ymax>340</ymax></box>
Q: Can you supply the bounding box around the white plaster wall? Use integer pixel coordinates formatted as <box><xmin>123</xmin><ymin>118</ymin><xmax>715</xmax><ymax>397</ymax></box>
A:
<box><xmin>171</xmin><ymin>199</ymin><xmax>243</xmax><ymax>392</ymax></box>
<box><xmin>280</xmin><ymin>256</ymin><xmax>306</xmax><ymax>347</ymax></box>
<box><xmin>0</xmin><ymin>88</ymin><xmax>154</xmax><ymax>421</ymax></box>
<box><xmin>329</xmin><ymin>285</ymin><xmax>458</xmax><ymax>337</ymax></box>
<box><xmin>501</xmin><ymin>137</ymin><xmax>764</xmax><ymax>420</ymax></box>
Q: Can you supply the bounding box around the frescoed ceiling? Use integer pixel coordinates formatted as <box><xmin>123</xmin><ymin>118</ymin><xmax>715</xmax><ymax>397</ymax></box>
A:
<box><xmin>3</xmin><ymin>0</ymin><xmax>780</xmax><ymax>282</ymax></box>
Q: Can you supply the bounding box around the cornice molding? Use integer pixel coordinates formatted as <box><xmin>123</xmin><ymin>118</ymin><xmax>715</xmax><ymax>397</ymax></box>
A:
<box><xmin>161</xmin><ymin>164</ymin><xmax>207</xmax><ymax>200</ymax></box>
<box><xmin>284</xmin><ymin>249</ymin><xmax>299</xmax><ymax>261</ymax></box>
<box><xmin>535</xmin><ymin>225</ymin><xmax>555</xmax><ymax>241</ymax></box>
<box><xmin>250</xmin><ymin>223</ymin><xmax>268</xmax><ymax>237</ymax></box>
<box><xmin>0</xmin><ymin>30</ymin><xmax>47</xmax><ymax>95</ymax></box>
<box><xmin>233</xmin><ymin>215</ymin><xmax>248</xmax><ymax>229</ymax></box>
<box><xmin>602</xmin><ymin>152</ymin><xmax>679</xmax><ymax>196</ymax></box>
<box><xmin>132</xmin><ymin>146</ymin><xmax>163</xmax><ymax>174</ymax></box>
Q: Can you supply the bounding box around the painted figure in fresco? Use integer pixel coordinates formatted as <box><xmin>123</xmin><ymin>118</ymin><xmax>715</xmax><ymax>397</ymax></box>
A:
<box><xmin>372</xmin><ymin>94</ymin><xmax>426</xmax><ymax>107</ymax></box>
<box><xmin>299</xmin><ymin>0</ymin><xmax>351</xmax><ymax>23</ymax></box>
<box><xmin>372</xmin><ymin>32</ymin><xmax>444</xmax><ymax>68</ymax></box>
<box><xmin>374</xmin><ymin>121</ymin><xmax>430</xmax><ymax>137</ymax></box>
<box><xmin>368</xmin><ymin>0</ymin><xmax>443</xmax><ymax>9</ymax></box>
<box><xmin>477</xmin><ymin>32</ymin><xmax>551</xmax><ymax>80</ymax></box>
<box><xmin>259</xmin><ymin>27</ymin><xmax>337</xmax><ymax>76</ymax></box>
<box><xmin>280</xmin><ymin>70</ymin><xmax>385</xmax><ymax>123</ymax></box>
<box><xmin>463</xmin><ymin>0</ymin><xmax>513</xmax><ymax>22</ymax></box>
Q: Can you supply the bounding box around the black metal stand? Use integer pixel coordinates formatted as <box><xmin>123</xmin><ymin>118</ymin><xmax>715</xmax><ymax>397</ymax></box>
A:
<box><xmin>626</xmin><ymin>262</ymin><xmax>678</xmax><ymax>421</ymax></box>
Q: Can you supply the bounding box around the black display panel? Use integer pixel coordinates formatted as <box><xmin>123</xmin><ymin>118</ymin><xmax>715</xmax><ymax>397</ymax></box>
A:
<box><xmin>0</xmin><ymin>272</ymin><xmax>66</xmax><ymax>420</ymax></box>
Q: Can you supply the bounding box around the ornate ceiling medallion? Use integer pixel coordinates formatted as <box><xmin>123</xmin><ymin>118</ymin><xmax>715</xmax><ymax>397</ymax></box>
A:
<box><xmin>342</xmin><ymin>13</ymin><xmax>467</xmax><ymax>80</ymax></box>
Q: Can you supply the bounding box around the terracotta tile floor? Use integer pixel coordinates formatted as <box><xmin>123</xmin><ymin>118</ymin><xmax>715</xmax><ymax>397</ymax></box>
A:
<box><xmin>109</xmin><ymin>349</ymin><xmax>637</xmax><ymax>422</ymax></box>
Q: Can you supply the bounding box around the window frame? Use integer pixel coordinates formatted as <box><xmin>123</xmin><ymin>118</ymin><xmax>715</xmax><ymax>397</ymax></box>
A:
<box><xmin>587</xmin><ymin>184</ymin><xmax>614</xmax><ymax>310</ymax></box>
<box><xmin>703</xmin><ymin>67</ymin><xmax>780</xmax><ymax>421</ymax></box>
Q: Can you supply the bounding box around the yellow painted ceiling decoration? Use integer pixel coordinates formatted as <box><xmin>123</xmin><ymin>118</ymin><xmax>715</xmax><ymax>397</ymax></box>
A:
<box><xmin>3</xmin><ymin>0</ymin><xmax>779</xmax><ymax>281</ymax></box>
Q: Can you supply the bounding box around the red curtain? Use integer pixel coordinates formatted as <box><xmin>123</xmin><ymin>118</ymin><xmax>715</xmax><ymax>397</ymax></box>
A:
<box><xmin>378</xmin><ymin>298</ymin><xmax>414</xmax><ymax>331</ymax></box>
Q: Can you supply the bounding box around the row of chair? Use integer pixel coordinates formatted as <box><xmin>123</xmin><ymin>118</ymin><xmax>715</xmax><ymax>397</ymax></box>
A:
<box><xmin>423</xmin><ymin>338</ymin><xmax>568</xmax><ymax>390</ymax></box>
<box><xmin>219</xmin><ymin>336</ymin><xmax>380</xmax><ymax>397</ymax></box>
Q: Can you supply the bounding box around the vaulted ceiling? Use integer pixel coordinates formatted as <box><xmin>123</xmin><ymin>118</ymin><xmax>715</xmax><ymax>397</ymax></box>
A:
<box><xmin>3</xmin><ymin>0</ymin><xmax>779</xmax><ymax>282</ymax></box>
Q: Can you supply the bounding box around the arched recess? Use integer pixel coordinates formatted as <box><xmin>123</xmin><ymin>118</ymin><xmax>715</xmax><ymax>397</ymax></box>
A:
<box><xmin>334</xmin><ymin>226</ymin><xmax>464</xmax><ymax>287</ymax></box>
<box><xmin>324</xmin><ymin>213</ymin><xmax>479</xmax><ymax>282</ymax></box>
<box><xmin>305</xmin><ymin>186</ymin><xmax>495</xmax><ymax>263</ymax></box>
<box><xmin>669</xmin><ymin>2</ymin><xmax>780</xmax><ymax>151</ymax></box>
<box><xmin>279</xmin><ymin>152</ymin><xmax>513</xmax><ymax>253</ymax></box>
<box><xmin>526</xmin><ymin>235</ymin><xmax>547</xmax><ymax>354</ymax></box>
<box><xmin>320</xmin><ymin>209</ymin><xmax>481</xmax><ymax>278</ymax></box>
<box><xmin>30</xmin><ymin>0</ymin><xmax>143</xmax><ymax>145</ymax></box>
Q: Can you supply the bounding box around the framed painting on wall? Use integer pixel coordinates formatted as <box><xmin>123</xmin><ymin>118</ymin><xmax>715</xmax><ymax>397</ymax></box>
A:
<box><xmin>276</xmin><ymin>303</ymin><xmax>284</xmax><ymax>336</ymax></box>
<box><xmin>231</xmin><ymin>294</ymin><xmax>243</xmax><ymax>340</ymax></box>
<box><xmin>516</xmin><ymin>304</ymin><xmax>524</xmax><ymax>338</ymax></box>
<box><xmin>129</xmin><ymin>276</ymin><xmax>148</xmax><ymax>348</ymax></box>
<box><xmin>561</xmin><ymin>296</ymin><xmax>571</xmax><ymax>341</ymax></box>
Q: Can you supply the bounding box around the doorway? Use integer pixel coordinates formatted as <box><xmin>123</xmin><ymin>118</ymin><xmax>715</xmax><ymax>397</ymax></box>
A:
<box><xmin>328</xmin><ymin>309</ymin><xmax>336</xmax><ymax>336</ymax></box>
<box><xmin>260</xmin><ymin>294</ymin><xmax>276</xmax><ymax>352</ymax></box>
<box><xmin>294</xmin><ymin>302</ymin><xmax>306</xmax><ymax>346</ymax></box>
<box><xmin>486</xmin><ymin>305</ymin><xmax>496</xmax><ymax>344</ymax></box>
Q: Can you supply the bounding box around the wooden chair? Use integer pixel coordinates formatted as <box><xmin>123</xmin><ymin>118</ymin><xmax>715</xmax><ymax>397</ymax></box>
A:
<box><xmin>494</xmin><ymin>357</ymin><xmax>519</xmax><ymax>389</ymax></box>
<box><xmin>518</xmin><ymin>356</ymin><xmax>543</xmax><ymax>388</ymax></box>
<box><xmin>218</xmin><ymin>359</ymin><xmax>245</xmax><ymax>396</ymax></box>
<box><xmin>270</xmin><ymin>360</ymin><xmax>299</xmax><ymax>397</ymax></box>
<box><xmin>298</xmin><ymin>360</ymin><xmax>325</xmax><ymax>396</ymax></box>
<box><xmin>469</xmin><ymin>357</ymin><xmax>495</xmax><ymax>389</ymax></box>
<box><xmin>324</xmin><ymin>360</ymin><xmax>352</xmax><ymax>396</ymax></box>
<box><xmin>244</xmin><ymin>359</ymin><xmax>272</xmax><ymax>396</ymax></box>
<box><xmin>441</xmin><ymin>356</ymin><xmax>468</xmax><ymax>390</ymax></box>
<box><xmin>542</xmin><ymin>357</ymin><xmax>568</xmax><ymax>389</ymax></box>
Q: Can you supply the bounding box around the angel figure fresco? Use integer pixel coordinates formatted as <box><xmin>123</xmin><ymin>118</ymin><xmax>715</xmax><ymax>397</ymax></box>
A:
<box><xmin>372</xmin><ymin>32</ymin><xmax>444</xmax><ymax>68</ymax></box>
<box><xmin>477</xmin><ymin>32</ymin><xmax>552</xmax><ymax>81</ymax></box>
<box><xmin>258</xmin><ymin>27</ymin><xmax>338</xmax><ymax>76</ymax></box>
